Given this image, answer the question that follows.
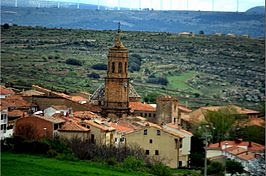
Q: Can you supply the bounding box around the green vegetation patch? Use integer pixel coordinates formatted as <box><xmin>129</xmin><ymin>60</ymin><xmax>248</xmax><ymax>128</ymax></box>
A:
<box><xmin>167</xmin><ymin>71</ymin><xmax>200</xmax><ymax>93</ymax></box>
<box><xmin>1</xmin><ymin>152</ymin><xmax>148</xmax><ymax>176</ymax></box>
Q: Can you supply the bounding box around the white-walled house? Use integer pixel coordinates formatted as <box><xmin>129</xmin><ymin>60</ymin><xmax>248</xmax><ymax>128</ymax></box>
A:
<box><xmin>0</xmin><ymin>105</ymin><xmax>13</xmax><ymax>139</ymax></box>
<box><xmin>44</xmin><ymin>105</ymin><xmax>71</xmax><ymax>117</ymax></box>
<box><xmin>0</xmin><ymin>86</ymin><xmax>15</xmax><ymax>99</ymax></box>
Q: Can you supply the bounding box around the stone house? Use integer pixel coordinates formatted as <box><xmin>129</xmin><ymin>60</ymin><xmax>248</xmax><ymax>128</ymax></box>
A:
<box><xmin>15</xmin><ymin>115</ymin><xmax>65</xmax><ymax>139</ymax></box>
<box><xmin>124</xmin><ymin>122</ymin><xmax>184</xmax><ymax>168</ymax></box>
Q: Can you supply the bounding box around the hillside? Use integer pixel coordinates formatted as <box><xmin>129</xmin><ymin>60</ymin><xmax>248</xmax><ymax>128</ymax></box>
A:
<box><xmin>1</xmin><ymin>25</ymin><xmax>264</xmax><ymax>109</ymax></box>
<box><xmin>1</xmin><ymin>152</ymin><xmax>148</xmax><ymax>176</ymax></box>
<box><xmin>246</xmin><ymin>6</ymin><xmax>265</xmax><ymax>14</ymax></box>
<box><xmin>1</xmin><ymin>6</ymin><xmax>264</xmax><ymax>37</ymax></box>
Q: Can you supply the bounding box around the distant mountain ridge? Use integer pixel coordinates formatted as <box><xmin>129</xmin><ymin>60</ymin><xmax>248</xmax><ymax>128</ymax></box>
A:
<box><xmin>1</xmin><ymin>6</ymin><xmax>264</xmax><ymax>37</ymax></box>
<box><xmin>246</xmin><ymin>6</ymin><xmax>265</xmax><ymax>14</ymax></box>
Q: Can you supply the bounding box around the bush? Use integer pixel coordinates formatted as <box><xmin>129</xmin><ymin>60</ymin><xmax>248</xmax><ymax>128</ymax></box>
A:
<box><xmin>207</xmin><ymin>161</ymin><xmax>224</xmax><ymax>176</ymax></box>
<box><xmin>150</xmin><ymin>162</ymin><xmax>171</xmax><ymax>176</ymax></box>
<box><xmin>146</xmin><ymin>77</ymin><xmax>168</xmax><ymax>86</ymax></box>
<box><xmin>3</xmin><ymin>23</ymin><xmax>9</xmax><ymax>29</ymax></box>
<box><xmin>87</xmin><ymin>72</ymin><xmax>100</xmax><ymax>79</ymax></box>
<box><xmin>55</xmin><ymin>153</ymin><xmax>77</xmax><ymax>161</ymax></box>
<box><xmin>106</xmin><ymin>157</ymin><xmax>118</xmax><ymax>166</ymax></box>
<box><xmin>66</xmin><ymin>58</ymin><xmax>83</xmax><ymax>66</ymax></box>
<box><xmin>122</xmin><ymin>156</ymin><xmax>146</xmax><ymax>171</ymax></box>
<box><xmin>91</xmin><ymin>63</ymin><xmax>107</xmax><ymax>70</ymax></box>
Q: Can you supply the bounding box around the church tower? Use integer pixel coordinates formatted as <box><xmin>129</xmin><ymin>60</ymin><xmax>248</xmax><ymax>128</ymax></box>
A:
<box><xmin>103</xmin><ymin>23</ymin><xmax>130</xmax><ymax>118</ymax></box>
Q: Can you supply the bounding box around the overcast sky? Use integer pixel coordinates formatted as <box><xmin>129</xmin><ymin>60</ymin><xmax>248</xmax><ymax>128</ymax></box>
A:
<box><xmin>49</xmin><ymin>0</ymin><xmax>264</xmax><ymax>12</ymax></box>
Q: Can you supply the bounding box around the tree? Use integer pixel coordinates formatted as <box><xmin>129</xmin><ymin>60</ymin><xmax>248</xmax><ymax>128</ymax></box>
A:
<box><xmin>207</xmin><ymin>161</ymin><xmax>224</xmax><ymax>176</ymax></box>
<box><xmin>3</xmin><ymin>23</ymin><xmax>10</xmax><ymax>29</ymax></box>
<box><xmin>199</xmin><ymin>30</ymin><xmax>204</xmax><ymax>35</ymax></box>
<box><xmin>226</xmin><ymin>160</ymin><xmax>244</xmax><ymax>175</ymax></box>
<box><xmin>65</xmin><ymin>58</ymin><xmax>83</xmax><ymax>66</ymax></box>
<box><xmin>202</xmin><ymin>106</ymin><xmax>240</xmax><ymax>143</ymax></box>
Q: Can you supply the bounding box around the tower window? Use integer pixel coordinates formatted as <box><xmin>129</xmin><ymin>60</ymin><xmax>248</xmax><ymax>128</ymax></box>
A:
<box><xmin>112</xmin><ymin>62</ymin><xmax>115</xmax><ymax>73</ymax></box>
<box><xmin>118</xmin><ymin>62</ymin><xmax>123</xmax><ymax>73</ymax></box>
<box><xmin>155</xmin><ymin>150</ymin><xmax>159</xmax><ymax>155</ymax></box>
<box><xmin>124</xmin><ymin>62</ymin><xmax>127</xmax><ymax>73</ymax></box>
<box><xmin>149</xmin><ymin>139</ymin><xmax>153</xmax><ymax>143</ymax></box>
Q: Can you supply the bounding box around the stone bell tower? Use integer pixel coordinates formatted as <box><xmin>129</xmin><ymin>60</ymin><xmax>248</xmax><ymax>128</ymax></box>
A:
<box><xmin>103</xmin><ymin>23</ymin><xmax>130</xmax><ymax>118</ymax></box>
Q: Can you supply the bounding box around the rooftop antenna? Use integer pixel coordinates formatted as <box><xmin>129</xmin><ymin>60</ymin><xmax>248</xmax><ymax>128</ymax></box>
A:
<box><xmin>212</xmin><ymin>0</ymin><xmax>214</xmax><ymax>12</ymax></box>
<box><xmin>139</xmin><ymin>0</ymin><xmax>141</xmax><ymax>10</ymax></box>
<box><xmin>118</xmin><ymin>22</ymin><xmax>121</xmax><ymax>33</ymax></box>
<box><xmin>236</xmin><ymin>0</ymin><xmax>239</xmax><ymax>12</ymax></box>
<box><xmin>118</xmin><ymin>0</ymin><xmax>120</xmax><ymax>10</ymax></box>
<box><xmin>98</xmin><ymin>0</ymin><xmax>100</xmax><ymax>10</ymax></box>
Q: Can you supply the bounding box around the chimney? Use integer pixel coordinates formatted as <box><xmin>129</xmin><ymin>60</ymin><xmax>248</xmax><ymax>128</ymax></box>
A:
<box><xmin>248</xmin><ymin>141</ymin><xmax>252</xmax><ymax>147</ymax></box>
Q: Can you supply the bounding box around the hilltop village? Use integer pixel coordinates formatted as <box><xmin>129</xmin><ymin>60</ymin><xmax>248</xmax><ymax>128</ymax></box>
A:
<box><xmin>0</xmin><ymin>29</ymin><xmax>265</xmax><ymax>173</ymax></box>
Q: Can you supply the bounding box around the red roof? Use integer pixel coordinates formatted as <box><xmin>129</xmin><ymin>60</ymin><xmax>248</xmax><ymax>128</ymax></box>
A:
<box><xmin>1</xmin><ymin>98</ymin><xmax>31</xmax><ymax>108</ymax></box>
<box><xmin>59</xmin><ymin>121</ymin><xmax>89</xmax><ymax>132</ymax></box>
<box><xmin>165</xmin><ymin>123</ymin><xmax>193</xmax><ymax>136</ymax></box>
<box><xmin>129</xmin><ymin>102</ymin><xmax>156</xmax><ymax>112</ymax></box>
<box><xmin>178</xmin><ymin>105</ymin><xmax>192</xmax><ymax>113</ymax></box>
<box><xmin>70</xmin><ymin>96</ymin><xmax>89</xmax><ymax>102</ymax></box>
<box><xmin>8</xmin><ymin>110</ymin><xmax>25</xmax><ymax>117</ymax></box>
<box><xmin>237</xmin><ymin>152</ymin><xmax>256</xmax><ymax>161</ymax></box>
<box><xmin>0</xmin><ymin>86</ymin><xmax>15</xmax><ymax>95</ymax></box>
<box><xmin>110</xmin><ymin>122</ymin><xmax>137</xmax><ymax>133</ymax></box>
<box><xmin>74</xmin><ymin>111</ymin><xmax>99</xmax><ymax>119</ymax></box>
<box><xmin>208</xmin><ymin>140</ymin><xmax>264</xmax><ymax>151</ymax></box>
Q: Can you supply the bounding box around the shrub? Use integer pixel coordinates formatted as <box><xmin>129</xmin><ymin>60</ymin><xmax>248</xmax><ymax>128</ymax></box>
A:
<box><xmin>150</xmin><ymin>162</ymin><xmax>171</xmax><ymax>176</ymax></box>
<box><xmin>106</xmin><ymin>157</ymin><xmax>118</xmax><ymax>166</ymax></box>
<box><xmin>122</xmin><ymin>156</ymin><xmax>146</xmax><ymax>171</ymax></box>
<box><xmin>91</xmin><ymin>63</ymin><xmax>107</xmax><ymax>70</ymax></box>
<box><xmin>207</xmin><ymin>161</ymin><xmax>224</xmax><ymax>176</ymax></box>
<box><xmin>3</xmin><ymin>23</ymin><xmax>9</xmax><ymax>29</ymax></box>
<box><xmin>66</xmin><ymin>58</ymin><xmax>83</xmax><ymax>66</ymax></box>
<box><xmin>87</xmin><ymin>72</ymin><xmax>100</xmax><ymax>79</ymax></box>
<box><xmin>146</xmin><ymin>77</ymin><xmax>168</xmax><ymax>86</ymax></box>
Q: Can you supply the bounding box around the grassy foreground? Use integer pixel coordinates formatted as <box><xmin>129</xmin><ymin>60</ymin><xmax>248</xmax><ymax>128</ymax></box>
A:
<box><xmin>1</xmin><ymin>152</ymin><xmax>148</xmax><ymax>176</ymax></box>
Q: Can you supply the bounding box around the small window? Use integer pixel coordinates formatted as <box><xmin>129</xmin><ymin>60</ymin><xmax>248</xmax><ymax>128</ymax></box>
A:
<box><xmin>140</xmin><ymin>113</ymin><xmax>143</xmax><ymax>117</ymax></box>
<box><xmin>115</xmin><ymin>138</ymin><xmax>117</xmax><ymax>142</ymax></box>
<box><xmin>157</xmin><ymin>130</ymin><xmax>161</xmax><ymax>136</ymax></box>
<box><xmin>124</xmin><ymin>62</ymin><xmax>127</xmax><ymax>73</ymax></box>
<box><xmin>112</xmin><ymin>62</ymin><xmax>115</xmax><ymax>73</ymax></box>
<box><xmin>118</xmin><ymin>62</ymin><xmax>123</xmax><ymax>73</ymax></box>
<box><xmin>179</xmin><ymin>161</ymin><xmax>182</xmax><ymax>167</ymax></box>
<box><xmin>144</xmin><ymin>129</ymin><xmax>147</xmax><ymax>135</ymax></box>
<box><xmin>145</xmin><ymin>150</ymin><xmax>149</xmax><ymax>155</ymax></box>
<box><xmin>144</xmin><ymin>113</ymin><xmax>147</xmax><ymax>117</ymax></box>
<box><xmin>153</xmin><ymin>114</ymin><xmax>156</xmax><ymax>118</ymax></box>
<box><xmin>54</xmin><ymin>124</ymin><xmax>59</xmax><ymax>130</ymax></box>
<box><xmin>149</xmin><ymin>139</ymin><xmax>153</xmax><ymax>143</ymax></box>
<box><xmin>174</xmin><ymin>118</ymin><xmax>176</xmax><ymax>123</ymax></box>
<box><xmin>155</xmin><ymin>150</ymin><xmax>159</xmax><ymax>155</ymax></box>
<box><xmin>149</xmin><ymin>113</ymin><xmax>151</xmax><ymax>117</ymax></box>
<box><xmin>120</xmin><ymin>138</ymin><xmax>124</xmax><ymax>142</ymax></box>
<box><xmin>180</xmin><ymin>138</ymin><xmax>183</xmax><ymax>148</ymax></box>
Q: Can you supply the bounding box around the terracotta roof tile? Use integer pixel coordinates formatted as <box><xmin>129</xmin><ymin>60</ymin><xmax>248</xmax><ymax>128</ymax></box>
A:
<box><xmin>165</xmin><ymin>123</ymin><xmax>193</xmax><ymax>136</ymax></box>
<box><xmin>74</xmin><ymin>111</ymin><xmax>99</xmax><ymax>119</ymax></box>
<box><xmin>21</xmin><ymin>90</ymin><xmax>45</xmax><ymax>96</ymax></box>
<box><xmin>8</xmin><ymin>110</ymin><xmax>25</xmax><ymax>117</ymax></box>
<box><xmin>178</xmin><ymin>105</ymin><xmax>192</xmax><ymax>113</ymax></box>
<box><xmin>239</xmin><ymin>117</ymin><xmax>265</xmax><ymax>127</ymax></box>
<box><xmin>237</xmin><ymin>152</ymin><xmax>256</xmax><ymax>161</ymax></box>
<box><xmin>110</xmin><ymin>122</ymin><xmax>136</xmax><ymax>133</ymax></box>
<box><xmin>224</xmin><ymin>147</ymin><xmax>247</xmax><ymax>155</ymax></box>
<box><xmin>0</xmin><ymin>86</ymin><xmax>15</xmax><ymax>95</ymax></box>
<box><xmin>129</xmin><ymin>102</ymin><xmax>156</xmax><ymax>112</ymax></box>
<box><xmin>85</xmin><ymin>120</ymin><xmax>115</xmax><ymax>131</ymax></box>
<box><xmin>1</xmin><ymin>99</ymin><xmax>31</xmax><ymax>108</ymax></box>
<box><xmin>59</xmin><ymin>121</ymin><xmax>89</xmax><ymax>132</ymax></box>
<box><xmin>209</xmin><ymin>155</ymin><xmax>226</xmax><ymax>161</ymax></box>
<box><xmin>70</xmin><ymin>96</ymin><xmax>89</xmax><ymax>102</ymax></box>
<box><xmin>208</xmin><ymin>140</ymin><xmax>264</xmax><ymax>151</ymax></box>
<box><xmin>33</xmin><ymin>114</ymin><xmax>66</xmax><ymax>124</ymax></box>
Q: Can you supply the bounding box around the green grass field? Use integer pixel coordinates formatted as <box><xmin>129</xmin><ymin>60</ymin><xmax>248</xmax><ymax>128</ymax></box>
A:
<box><xmin>167</xmin><ymin>71</ymin><xmax>200</xmax><ymax>94</ymax></box>
<box><xmin>1</xmin><ymin>152</ymin><xmax>148</xmax><ymax>176</ymax></box>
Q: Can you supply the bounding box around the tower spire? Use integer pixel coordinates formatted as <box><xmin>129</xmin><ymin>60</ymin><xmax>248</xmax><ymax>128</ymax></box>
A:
<box><xmin>114</xmin><ymin>22</ymin><xmax>124</xmax><ymax>48</ymax></box>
